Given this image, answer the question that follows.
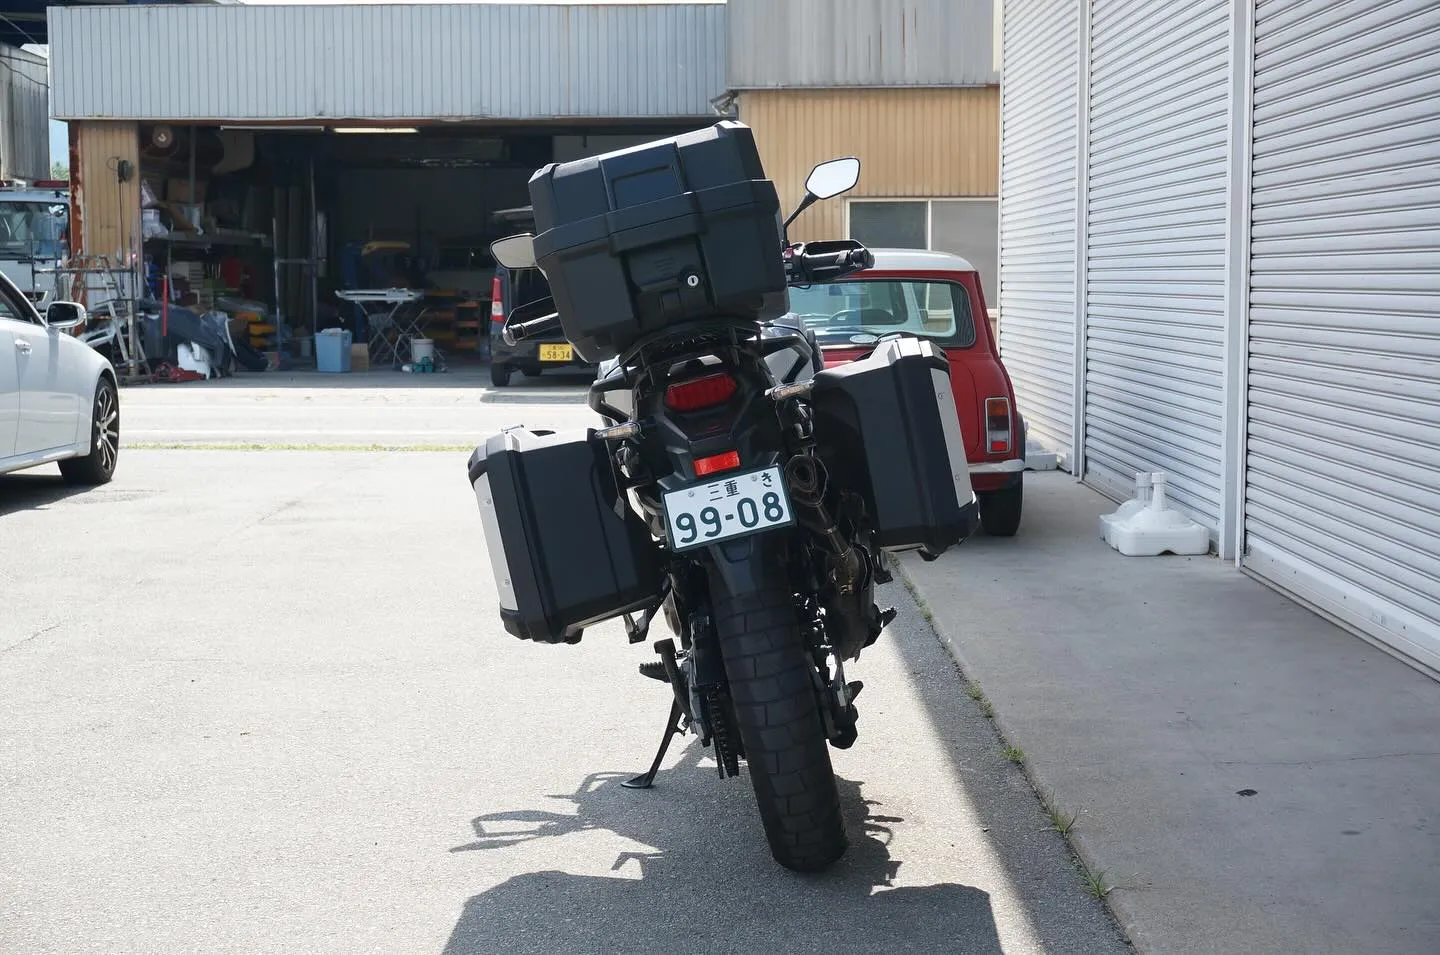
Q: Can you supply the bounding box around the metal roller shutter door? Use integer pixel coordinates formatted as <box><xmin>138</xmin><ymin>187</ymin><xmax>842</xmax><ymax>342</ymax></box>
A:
<box><xmin>998</xmin><ymin>0</ymin><xmax>1079</xmax><ymax>464</ymax></box>
<box><xmin>1245</xmin><ymin>0</ymin><xmax>1440</xmax><ymax>673</ymax></box>
<box><xmin>1083</xmin><ymin>0</ymin><xmax>1230</xmax><ymax>527</ymax></box>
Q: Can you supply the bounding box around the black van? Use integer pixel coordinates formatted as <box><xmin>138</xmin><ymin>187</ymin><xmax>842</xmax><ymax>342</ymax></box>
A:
<box><xmin>487</xmin><ymin>206</ymin><xmax>596</xmax><ymax>387</ymax></box>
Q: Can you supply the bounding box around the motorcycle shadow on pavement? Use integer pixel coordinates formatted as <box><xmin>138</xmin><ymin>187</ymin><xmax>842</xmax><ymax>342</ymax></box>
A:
<box><xmin>442</xmin><ymin>749</ymin><xmax>1004</xmax><ymax>955</ymax></box>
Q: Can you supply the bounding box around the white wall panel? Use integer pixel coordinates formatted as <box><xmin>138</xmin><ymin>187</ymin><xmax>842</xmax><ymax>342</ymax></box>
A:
<box><xmin>1245</xmin><ymin>0</ymin><xmax>1440</xmax><ymax>674</ymax></box>
<box><xmin>50</xmin><ymin>4</ymin><xmax>725</xmax><ymax>122</ymax></box>
<box><xmin>997</xmin><ymin>0</ymin><xmax>1079</xmax><ymax>464</ymax></box>
<box><xmin>1083</xmin><ymin>0</ymin><xmax>1230</xmax><ymax>527</ymax></box>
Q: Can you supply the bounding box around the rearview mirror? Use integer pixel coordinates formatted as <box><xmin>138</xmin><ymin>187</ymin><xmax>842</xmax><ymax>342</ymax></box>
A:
<box><xmin>45</xmin><ymin>301</ymin><xmax>86</xmax><ymax>330</ymax></box>
<box><xmin>805</xmin><ymin>157</ymin><xmax>861</xmax><ymax>201</ymax></box>
<box><xmin>491</xmin><ymin>234</ymin><xmax>537</xmax><ymax>270</ymax></box>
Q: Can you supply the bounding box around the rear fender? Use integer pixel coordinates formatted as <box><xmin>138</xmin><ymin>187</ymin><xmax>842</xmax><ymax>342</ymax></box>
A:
<box><xmin>705</xmin><ymin>533</ymin><xmax>791</xmax><ymax>604</ymax></box>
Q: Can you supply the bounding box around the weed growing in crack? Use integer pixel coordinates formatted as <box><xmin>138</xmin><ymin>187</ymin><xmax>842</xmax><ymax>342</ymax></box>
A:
<box><xmin>1081</xmin><ymin>864</ymin><xmax>1113</xmax><ymax>900</ymax></box>
<box><xmin>1039</xmin><ymin>789</ymin><xmax>1078</xmax><ymax>835</ymax></box>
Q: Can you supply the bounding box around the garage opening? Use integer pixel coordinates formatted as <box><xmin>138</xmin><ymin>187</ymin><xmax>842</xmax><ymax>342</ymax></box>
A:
<box><xmin>132</xmin><ymin>121</ymin><xmax>702</xmax><ymax>376</ymax></box>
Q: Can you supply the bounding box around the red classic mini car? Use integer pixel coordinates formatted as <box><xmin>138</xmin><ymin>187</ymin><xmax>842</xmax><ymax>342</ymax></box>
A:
<box><xmin>787</xmin><ymin>249</ymin><xmax>1026</xmax><ymax>536</ymax></box>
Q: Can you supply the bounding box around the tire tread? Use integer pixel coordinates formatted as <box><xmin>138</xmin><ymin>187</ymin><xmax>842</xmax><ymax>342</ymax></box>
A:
<box><xmin>713</xmin><ymin>584</ymin><xmax>846</xmax><ymax>872</ymax></box>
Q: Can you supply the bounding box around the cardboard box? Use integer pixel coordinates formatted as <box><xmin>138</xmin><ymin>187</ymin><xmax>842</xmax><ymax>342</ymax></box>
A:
<box><xmin>350</xmin><ymin>343</ymin><xmax>370</xmax><ymax>372</ymax></box>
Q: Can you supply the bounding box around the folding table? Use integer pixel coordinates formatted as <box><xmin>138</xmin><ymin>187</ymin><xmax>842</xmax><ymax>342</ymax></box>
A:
<box><xmin>335</xmin><ymin>288</ymin><xmax>425</xmax><ymax>368</ymax></box>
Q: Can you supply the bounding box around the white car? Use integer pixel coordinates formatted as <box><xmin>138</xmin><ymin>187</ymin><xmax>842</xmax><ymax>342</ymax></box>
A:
<box><xmin>0</xmin><ymin>272</ymin><xmax>119</xmax><ymax>485</ymax></box>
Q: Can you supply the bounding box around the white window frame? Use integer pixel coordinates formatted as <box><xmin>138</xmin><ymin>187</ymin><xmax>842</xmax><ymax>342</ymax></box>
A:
<box><xmin>844</xmin><ymin>196</ymin><xmax>998</xmax><ymax>251</ymax></box>
<box><xmin>844</xmin><ymin>197</ymin><xmax>934</xmax><ymax>248</ymax></box>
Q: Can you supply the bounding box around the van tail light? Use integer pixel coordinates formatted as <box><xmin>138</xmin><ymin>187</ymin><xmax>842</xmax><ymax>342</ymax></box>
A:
<box><xmin>985</xmin><ymin>397</ymin><xmax>1013</xmax><ymax>454</ymax></box>
<box><xmin>665</xmin><ymin>373</ymin><xmax>737</xmax><ymax>412</ymax></box>
<box><xmin>490</xmin><ymin>276</ymin><xmax>504</xmax><ymax>324</ymax></box>
<box><xmin>694</xmin><ymin>450</ymin><xmax>741</xmax><ymax>477</ymax></box>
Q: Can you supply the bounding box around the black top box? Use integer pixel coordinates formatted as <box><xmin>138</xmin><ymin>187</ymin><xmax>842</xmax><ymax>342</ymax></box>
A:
<box><xmin>528</xmin><ymin>121</ymin><xmax>790</xmax><ymax>363</ymax></box>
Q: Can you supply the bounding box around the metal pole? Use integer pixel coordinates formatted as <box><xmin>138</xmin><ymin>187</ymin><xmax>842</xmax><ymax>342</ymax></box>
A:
<box><xmin>309</xmin><ymin>158</ymin><xmax>318</xmax><ymax>351</ymax></box>
<box><xmin>188</xmin><ymin>125</ymin><xmax>198</xmax><ymax>230</ymax></box>
<box><xmin>272</xmin><ymin>212</ymin><xmax>283</xmax><ymax>365</ymax></box>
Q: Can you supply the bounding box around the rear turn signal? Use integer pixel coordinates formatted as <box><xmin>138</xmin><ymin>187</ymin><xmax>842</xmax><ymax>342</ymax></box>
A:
<box><xmin>985</xmin><ymin>397</ymin><xmax>1012</xmax><ymax>454</ymax></box>
<box><xmin>665</xmin><ymin>373</ymin><xmax>737</xmax><ymax>412</ymax></box>
<box><xmin>694</xmin><ymin>450</ymin><xmax>741</xmax><ymax>477</ymax></box>
<box><xmin>490</xmin><ymin>276</ymin><xmax>504</xmax><ymax>324</ymax></box>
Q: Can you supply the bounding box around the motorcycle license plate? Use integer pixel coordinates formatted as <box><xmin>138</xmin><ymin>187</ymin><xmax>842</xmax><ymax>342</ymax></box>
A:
<box><xmin>538</xmin><ymin>343</ymin><xmax>573</xmax><ymax>362</ymax></box>
<box><xmin>662</xmin><ymin>466</ymin><xmax>794</xmax><ymax>552</ymax></box>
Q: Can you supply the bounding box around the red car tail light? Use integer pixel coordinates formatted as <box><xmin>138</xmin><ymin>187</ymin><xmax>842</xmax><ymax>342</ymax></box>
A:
<box><xmin>694</xmin><ymin>450</ymin><xmax>741</xmax><ymax>477</ymax></box>
<box><xmin>665</xmin><ymin>373</ymin><xmax>737</xmax><ymax>412</ymax></box>
<box><xmin>490</xmin><ymin>276</ymin><xmax>505</xmax><ymax>325</ymax></box>
<box><xmin>986</xmin><ymin>397</ymin><xmax>1013</xmax><ymax>454</ymax></box>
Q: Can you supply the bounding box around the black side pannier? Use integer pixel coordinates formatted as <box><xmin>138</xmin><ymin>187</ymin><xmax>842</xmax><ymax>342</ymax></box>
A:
<box><xmin>809</xmin><ymin>337</ymin><xmax>980</xmax><ymax>555</ymax></box>
<box><xmin>468</xmin><ymin>427</ymin><xmax>664</xmax><ymax>644</ymax></box>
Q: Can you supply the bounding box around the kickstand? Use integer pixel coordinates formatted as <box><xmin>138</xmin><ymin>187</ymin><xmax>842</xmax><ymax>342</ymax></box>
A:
<box><xmin>622</xmin><ymin>699</ymin><xmax>684</xmax><ymax>790</ymax></box>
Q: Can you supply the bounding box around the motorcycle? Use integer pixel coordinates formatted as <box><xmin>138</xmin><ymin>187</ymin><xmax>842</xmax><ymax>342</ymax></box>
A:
<box><xmin>470</xmin><ymin>123</ymin><xmax>978</xmax><ymax>872</ymax></box>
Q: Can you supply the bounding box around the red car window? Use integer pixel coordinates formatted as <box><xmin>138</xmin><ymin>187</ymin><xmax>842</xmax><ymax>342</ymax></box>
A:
<box><xmin>788</xmin><ymin>278</ymin><xmax>977</xmax><ymax>349</ymax></box>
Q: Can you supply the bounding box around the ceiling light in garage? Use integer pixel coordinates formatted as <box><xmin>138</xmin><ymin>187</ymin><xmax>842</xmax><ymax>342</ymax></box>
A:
<box><xmin>333</xmin><ymin>127</ymin><xmax>420</xmax><ymax>134</ymax></box>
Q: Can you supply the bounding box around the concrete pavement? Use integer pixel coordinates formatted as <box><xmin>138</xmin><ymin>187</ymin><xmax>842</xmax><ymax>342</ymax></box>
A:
<box><xmin>118</xmin><ymin>367</ymin><xmax>596</xmax><ymax>448</ymax></box>
<box><xmin>0</xmin><ymin>377</ymin><xmax>1129</xmax><ymax>954</ymax></box>
<box><xmin>900</xmin><ymin>472</ymin><xmax>1440</xmax><ymax>954</ymax></box>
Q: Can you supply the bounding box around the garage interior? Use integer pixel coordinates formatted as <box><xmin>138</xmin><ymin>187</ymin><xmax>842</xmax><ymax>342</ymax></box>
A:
<box><xmin>131</xmin><ymin>122</ymin><xmax>702</xmax><ymax>372</ymax></box>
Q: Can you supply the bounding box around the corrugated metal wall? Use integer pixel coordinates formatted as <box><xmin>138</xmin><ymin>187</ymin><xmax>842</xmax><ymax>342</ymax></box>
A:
<box><xmin>1244</xmin><ymin>0</ymin><xmax>1440</xmax><ymax>674</ymax></box>
<box><xmin>996</xmin><ymin>0</ymin><xmax>1080</xmax><ymax>466</ymax></box>
<box><xmin>728</xmin><ymin>0</ymin><xmax>998</xmax><ymax>88</ymax></box>
<box><xmin>0</xmin><ymin>45</ymin><xmax>49</xmax><ymax>181</ymax></box>
<box><xmin>50</xmin><ymin>4</ymin><xmax>725</xmax><ymax>121</ymax></box>
<box><xmin>1082</xmin><ymin>0</ymin><xmax>1231</xmax><ymax>527</ymax></box>
<box><xmin>738</xmin><ymin>88</ymin><xmax>999</xmax><ymax>242</ymax></box>
<box><xmin>74</xmin><ymin>122</ymin><xmax>140</xmax><ymax>262</ymax></box>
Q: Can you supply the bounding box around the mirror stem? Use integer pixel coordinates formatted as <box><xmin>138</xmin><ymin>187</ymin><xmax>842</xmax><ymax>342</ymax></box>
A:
<box><xmin>783</xmin><ymin>193</ymin><xmax>818</xmax><ymax>234</ymax></box>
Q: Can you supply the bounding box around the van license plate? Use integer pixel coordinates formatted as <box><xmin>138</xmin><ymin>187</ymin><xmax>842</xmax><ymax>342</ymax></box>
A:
<box><xmin>538</xmin><ymin>343</ymin><xmax>573</xmax><ymax>362</ymax></box>
<box><xmin>662</xmin><ymin>466</ymin><xmax>794</xmax><ymax>552</ymax></box>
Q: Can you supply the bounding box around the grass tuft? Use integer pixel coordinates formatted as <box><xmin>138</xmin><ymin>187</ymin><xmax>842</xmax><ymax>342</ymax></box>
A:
<box><xmin>1002</xmin><ymin>746</ymin><xmax>1025</xmax><ymax>765</ymax></box>
<box><xmin>1081</xmin><ymin>864</ymin><xmax>1113</xmax><ymax>900</ymax></box>
<box><xmin>1038</xmin><ymin>788</ymin><xmax>1078</xmax><ymax>835</ymax></box>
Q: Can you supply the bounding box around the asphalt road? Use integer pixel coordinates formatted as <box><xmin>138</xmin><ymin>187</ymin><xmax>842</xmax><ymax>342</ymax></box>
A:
<box><xmin>0</xmin><ymin>372</ymin><xmax>1128</xmax><ymax>954</ymax></box>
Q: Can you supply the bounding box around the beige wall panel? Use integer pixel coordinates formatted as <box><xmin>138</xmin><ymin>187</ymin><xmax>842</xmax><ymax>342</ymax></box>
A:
<box><xmin>738</xmin><ymin>88</ymin><xmax>999</xmax><ymax>242</ymax></box>
<box><xmin>74</xmin><ymin>121</ymin><xmax>140</xmax><ymax>262</ymax></box>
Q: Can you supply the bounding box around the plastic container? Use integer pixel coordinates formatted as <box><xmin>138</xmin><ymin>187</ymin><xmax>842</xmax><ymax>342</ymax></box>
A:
<box><xmin>1100</xmin><ymin>471</ymin><xmax>1153</xmax><ymax>542</ymax></box>
<box><xmin>411</xmin><ymin>337</ymin><xmax>435</xmax><ymax>364</ymax></box>
<box><xmin>1106</xmin><ymin>473</ymin><xmax>1210</xmax><ymax>557</ymax></box>
<box><xmin>315</xmin><ymin>329</ymin><xmax>353</xmax><ymax>373</ymax></box>
<box><xmin>528</xmin><ymin>120</ymin><xmax>789</xmax><ymax>362</ymax></box>
<box><xmin>809</xmin><ymin>337</ymin><xmax>980</xmax><ymax>555</ymax></box>
<box><xmin>467</xmin><ymin>427</ymin><xmax>664</xmax><ymax>644</ymax></box>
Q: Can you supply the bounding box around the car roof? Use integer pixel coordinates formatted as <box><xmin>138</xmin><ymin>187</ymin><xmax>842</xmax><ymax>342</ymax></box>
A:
<box><xmin>863</xmin><ymin>248</ymin><xmax>978</xmax><ymax>274</ymax></box>
<box><xmin>492</xmin><ymin>205</ymin><xmax>535</xmax><ymax>225</ymax></box>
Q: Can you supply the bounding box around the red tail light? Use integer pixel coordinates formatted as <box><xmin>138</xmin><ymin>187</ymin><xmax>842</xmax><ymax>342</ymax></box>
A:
<box><xmin>490</xmin><ymin>276</ymin><xmax>504</xmax><ymax>324</ymax></box>
<box><xmin>694</xmin><ymin>450</ymin><xmax>741</xmax><ymax>477</ymax></box>
<box><xmin>985</xmin><ymin>397</ymin><xmax>1012</xmax><ymax>454</ymax></box>
<box><xmin>665</xmin><ymin>373</ymin><xmax>737</xmax><ymax>412</ymax></box>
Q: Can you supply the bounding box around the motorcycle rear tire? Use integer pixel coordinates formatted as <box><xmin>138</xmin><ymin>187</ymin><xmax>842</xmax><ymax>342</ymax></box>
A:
<box><xmin>713</xmin><ymin>582</ymin><xmax>847</xmax><ymax>872</ymax></box>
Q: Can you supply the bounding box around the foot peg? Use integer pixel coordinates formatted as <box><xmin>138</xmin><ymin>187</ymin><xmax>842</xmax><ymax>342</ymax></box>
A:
<box><xmin>638</xmin><ymin>661</ymin><xmax>669</xmax><ymax>683</ymax></box>
<box><xmin>879</xmin><ymin>606</ymin><xmax>898</xmax><ymax>629</ymax></box>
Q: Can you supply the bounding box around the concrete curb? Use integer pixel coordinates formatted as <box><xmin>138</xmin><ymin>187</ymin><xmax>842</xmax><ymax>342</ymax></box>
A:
<box><xmin>889</xmin><ymin>553</ymin><xmax>1146</xmax><ymax>952</ymax></box>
